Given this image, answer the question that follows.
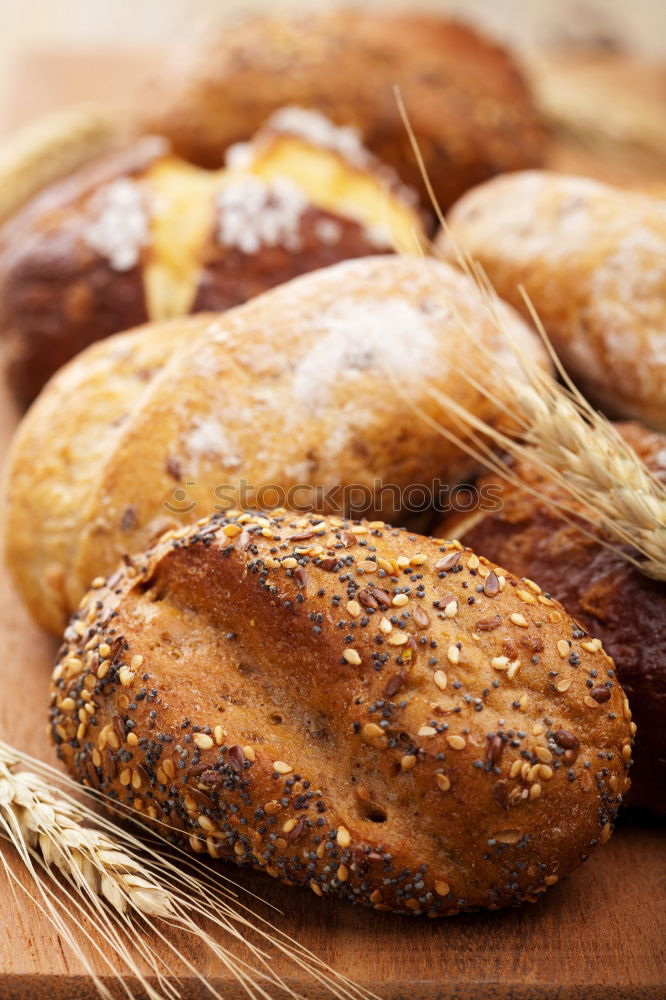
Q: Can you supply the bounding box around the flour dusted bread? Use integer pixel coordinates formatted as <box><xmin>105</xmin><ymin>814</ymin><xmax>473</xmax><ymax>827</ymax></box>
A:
<box><xmin>4</xmin><ymin>321</ymin><xmax>184</xmax><ymax>634</ymax></box>
<box><xmin>0</xmin><ymin>111</ymin><xmax>421</xmax><ymax>405</ymax></box>
<box><xmin>50</xmin><ymin>508</ymin><xmax>633</xmax><ymax>915</ymax></box>
<box><xmin>439</xmin><ymin>421</ymin><xmax>666</xmax><ymax>814</ymax></box>
<box><xmin>441</xmin><ymin>171</ymin><xmax>666</xmax><ymax>429</ymax></box>
<box><xmin>5</xmin><ymin>255</ymin><xmax>547</xmax><ymax>633</ymax></box>
<box><xmin>146</xmin><ymin>9</ymin><xmax>546</xmax><ymax>209</ymax></box>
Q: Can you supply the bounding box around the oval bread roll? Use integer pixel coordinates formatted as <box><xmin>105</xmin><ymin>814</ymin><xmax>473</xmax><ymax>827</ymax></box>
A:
<box><xmin>5</xmin><ymin>256</ymin><xmax>547</xmax><ymax>634</ymax></box>
<box><xmin>50</xmin><ymin>509</ymin><xmax>633</xmax><ymax>916</ymax></box>
<box><xmin>441</xmin><ymin>171</ymin><xmax>666</xmax><ymax>429</ymax></box>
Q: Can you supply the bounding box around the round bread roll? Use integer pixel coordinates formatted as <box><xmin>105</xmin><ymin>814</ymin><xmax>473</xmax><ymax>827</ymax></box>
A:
<box><xmin>440</xmin><ymin>171</ymin><xmax>666</xmax><ymax>430</ymax></box>
<box><xmin>145</xmin><ymin>10</ymin><xmax>546</xmax><ymax>210</ymax></box>
<box><xmin>0</xmin><ymin>111</ymin><xmax>421</xmax><ymax>406</ymax></box>
<box><xmin>50</xmin><ymin>508</ymin><xmax>633</xmax><ymax>916</ymax></box>
<box><xmin>5</xmin><ymin>255</ymin><xmax>548</xmax><ymax>634</ymax></box>
<box><xmin>438</xmin><ymin>421</ymin><xmax>666</xmax><ymax>814</ymax></box>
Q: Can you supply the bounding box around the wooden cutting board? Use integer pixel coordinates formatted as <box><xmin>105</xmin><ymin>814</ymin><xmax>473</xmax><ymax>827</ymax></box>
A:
<box><xmin>0</xmin><ymin>46</ymin><xmax>665</xmax><ymax>1000</ymax></box>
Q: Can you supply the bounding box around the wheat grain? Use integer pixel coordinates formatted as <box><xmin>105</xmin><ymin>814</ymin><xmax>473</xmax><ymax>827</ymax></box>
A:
<box><xmin>0</xmin><ymin>740</ymin><xmax>377</xmax><ymax>1000</ymax></box>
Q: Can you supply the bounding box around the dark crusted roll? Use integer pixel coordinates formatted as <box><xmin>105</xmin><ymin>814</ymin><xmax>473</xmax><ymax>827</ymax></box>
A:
<box><xmin>0</xmin><ymin>112</ymin><xmax>421</xmax><ymax>405</ymax></box>
<box><xmin>440</xmin><ymin>421</ymin><xmax>665</xmax><ymax>814</ymax></box>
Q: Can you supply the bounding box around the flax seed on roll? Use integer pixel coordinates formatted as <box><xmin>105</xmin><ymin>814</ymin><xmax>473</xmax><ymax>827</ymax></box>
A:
<box><xmin>50</xmin><ymin>508</ymin><xmax>633</xmax><ymax>916</ymax></box>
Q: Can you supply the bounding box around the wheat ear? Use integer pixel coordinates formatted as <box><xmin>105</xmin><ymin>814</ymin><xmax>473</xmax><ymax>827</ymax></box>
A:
<box><xmin>393</xmin><ymin>89</ymin><xmax>666</xmax><ymax>581</ymax></box>
<box><xmin>421</xmin><ymin>294</ymin><xmax>666</xmax><ymax>581</ymax></box>
<box><xmin>0</xmin><ymin>740</ymin><xmax>377</xmax><ymax>1000</ymax></box>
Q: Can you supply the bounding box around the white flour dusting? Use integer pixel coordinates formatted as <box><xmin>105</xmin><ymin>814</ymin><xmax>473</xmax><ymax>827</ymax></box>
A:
<box><xmin>291</xmin><ymin>297</ymin><xmax>440</xmax><ymax>408</ymax></box>
<box><xmin>265</xmin><ymin>106</ymin><xmax>370</xmax><ymax>168</ymax></box>
<box><xmin>185</xmin><ymin>417</ymin><xmax>242</xmax><ymax>469</ymax></box>
<box><xmin>215</xmin><ymin>175</ymin><xmax>309</xmax><ymax>254</ymax></box>
<box><xmin>83</xmin><ymin>178</ymin><xmax>149</xmax><ymax>271</ymax></box>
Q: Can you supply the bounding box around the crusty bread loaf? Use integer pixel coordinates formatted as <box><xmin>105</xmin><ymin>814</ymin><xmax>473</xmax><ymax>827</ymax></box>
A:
<box><xmin>440</xmin><ymin>171</ymin><xmax>666</xmax><ymax>429</ymax></box>
<box><xmin>438</xmin><ymin>421</ymin><xmax>666</xmax><ymax>814</ymax></box>
<box><xmin>5</xmin><ymin>255</ymin><xmax>548</xmax><ymax>634</ymax></box>
<box><xmin>145</xmin><ymin>10</ymin><xmax>546</xmax><ymax>209</ymax></box>
<box><xmin>0</xmin><ymin>111</ymin><xmax>421</xmax><ymax>405</ymax></box>
<box><xmin>50</xmin><ymin>508</ymin><xmax>633</xmax><ymax>916</ymax></box>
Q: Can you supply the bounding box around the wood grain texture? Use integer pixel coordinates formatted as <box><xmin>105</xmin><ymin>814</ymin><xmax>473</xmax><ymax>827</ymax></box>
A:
<box><xmin>0</xmin><ymin>47</ymin><xmax>665</xmax><ymax>1000</ymax></box>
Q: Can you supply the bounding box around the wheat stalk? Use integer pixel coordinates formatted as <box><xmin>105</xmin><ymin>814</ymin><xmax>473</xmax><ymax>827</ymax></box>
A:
<box><xmin>393</xmin><ymin>89</ymin><xmax>666</xmax><ymax>581</ymax></box>
<box><xmin>0</xmin><ymin>740</ymin><xmax>377</xmax><ymax>1000</ymax></box>
<box><xmin>421</xmin><ymin>305</ymin><xmax>666</xmax><ymax>581</ymax></box>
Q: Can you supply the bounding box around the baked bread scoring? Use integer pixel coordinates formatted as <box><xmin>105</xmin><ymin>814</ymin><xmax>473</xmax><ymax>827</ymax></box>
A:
<box><xmin>438</xmin><ymin>421</ymin><xmax>666</xmax><ymax>814</ymax></box>
<box><xmin>0</xmin><ymin>111</ymin><xmax>421</xmax><ymax>405</ymax></box>
<box><xmin>5</xmin><ymin>255</ymin><xmax>547</xmax><ymax>633</ymax></box>
<box><xmin>50</xmin><ymin>509</ymin><xmax>633</xmax><ymax>916</ymax></box>
<box><xmin>441</xmin><ymin>171</ymin><xmax>666</xmax><ymax>429</ymax></box>
<box><xmin>146</xmin><ymin>9</ymin><xmax>546</xmax><ymax>209</ymax></box>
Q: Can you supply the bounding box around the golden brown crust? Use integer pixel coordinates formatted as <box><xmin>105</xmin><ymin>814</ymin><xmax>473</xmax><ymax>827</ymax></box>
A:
<box><xmin>50</xmin><ymin>508</ymin><xmax>632</xmax><ymax>916</ymax></box>
<box><xmin>2</xmin><ymin>320</ymin><xmax>183</xmax><ymax>630</ymax></box>
<box><xmin>0</xmin><ymin>120</ymin><xmax>422</xmax><ymax>405</ymax></box>
<box><xmin>441</xmin><ymin>171</ymin><xmax>666</xmax><ymax>430</ymax></box>
<box><xmin>145</xmin><ymin>10</ymin><xmax>546</xmax><ymax>208</ymax></box>
<box><xmin>439</xmin><ymin>421</ymin><xmax>666</xmax><ymax>814</ymax></box>
<box><xmin>5</xmin><ymin>255</ymin><xmax>548</xmax><ymax>634</ymax></box>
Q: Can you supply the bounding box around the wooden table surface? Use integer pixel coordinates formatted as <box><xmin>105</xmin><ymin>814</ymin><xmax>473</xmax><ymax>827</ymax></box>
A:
<box><xmin>0</xmin><ymin>46</ymin><xmax>665</xmax><ymax>1000</ymax></box>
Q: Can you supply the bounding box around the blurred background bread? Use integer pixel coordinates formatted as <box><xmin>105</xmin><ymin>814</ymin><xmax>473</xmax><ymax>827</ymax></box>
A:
<box><xmin>438</xmin><ymin>421</ymin><xmax>666</xmax><ymax>814</ymax></box>
<box><xmin>441</xmin><ymin>171</ymin><xmax>666</xmax><ymax>429</ymax></box>
<box><xmin>0</xmin><ymin>109</ymin><xmax>421</xmax><ymax>406</ymax></box>
<box><xmin>142</xmin><ymin>9</ymin><xmax>547</xmax><ymax>212</ymax></box>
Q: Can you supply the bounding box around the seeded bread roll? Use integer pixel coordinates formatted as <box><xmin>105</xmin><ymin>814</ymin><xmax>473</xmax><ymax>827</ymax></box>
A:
<box><xmin>5</xmin><ymin>255</ymin><xmax>548</xmax><ymax>635</ymax></box>
<box><xmin>145</xmin><ymin>10</ymin><xmax>546</xmax><ymax>210</ymax></box>
<box><xmin>50</xmin><ymin>509</ymin><xmax>633</xmax><ymax>916</ymax></box>
<box><xmin>440</xmin><ymin>171</ymin><xmax>666</xmax><ymax>429</ymax></box>
<box><xmin>438</xmin><ymin>421</ymin><xmax>666</xmax><ymax>814</ymax></box>
<box><xmin>0</xmin><ymin>111</ymin><xmax>421</xmax><ymax>405</ymax></box>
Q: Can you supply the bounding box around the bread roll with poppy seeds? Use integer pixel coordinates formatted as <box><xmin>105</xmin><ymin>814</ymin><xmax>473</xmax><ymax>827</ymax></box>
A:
<box><xmin>5</xmin><ymin>255</ymin><xmax>547</xmax><ymax>634</ymax></box>
<box><xmin>441</xmin><ymin>171</ymin><xmax>666</xmax><ymax>429</ymax></box>
<box><xmin>49</xmin><ymin>509</ymin><xmax>633</xmax><ymax>916</ymax></box>
<box><xmin>0</xmin><ymin>111</ymin><xmax>421</xmax><ymax>405</ymax></box>
<box><xmin>438</xmin><ymin>421</ymin><xmax>666</xmax><ymax>814</ymax></box>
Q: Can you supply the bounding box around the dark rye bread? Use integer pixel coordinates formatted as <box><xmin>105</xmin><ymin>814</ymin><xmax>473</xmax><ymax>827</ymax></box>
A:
<box><xmin>441</xmin><ymin>421</ymin><xmax>666</xmax><ymax>814</ymax></box>
<box><xmin>50</xmin><ymin>510</ymin><xmax>633</xmax><ymax>916</ymax></box>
